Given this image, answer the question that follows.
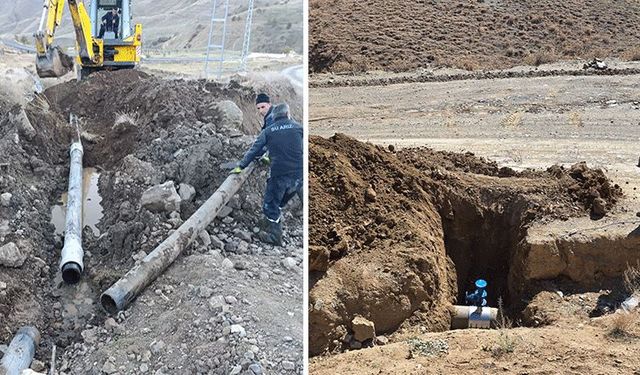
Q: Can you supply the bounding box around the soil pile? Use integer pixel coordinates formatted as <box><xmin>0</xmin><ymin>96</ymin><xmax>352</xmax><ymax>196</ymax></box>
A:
<box><xmin>310</xmin><ymin>0</ymin><xmax>640</xmax><ymax>73</ymax></box>
<box><xmin>0</xmin><ymin>71</ymin><xmax>303</xmax><ymax>374</ymax></box>
<box><xmin>309</xmin><ymin>133</ymin><xmax>623</xmax><ymax>355</ymax></box>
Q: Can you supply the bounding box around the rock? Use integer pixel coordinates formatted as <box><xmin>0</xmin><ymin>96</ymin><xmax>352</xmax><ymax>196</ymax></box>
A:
<box><xmin>248</xmin><ymin>363</ymin><xmax>263</xmax><ymax>375</ymax></box>
<box><xmin>104</xmin><ymin>317</ymin><xmax>119</xmax><ymax>330</ymax></box>
<box><xmin>222</xmin><ymin>216</ymin><xmax>234</xmax><ymax>224</ymax></box>
<box><xmin>210</xmin><ymin>235</ymin><xmax>224</xmax><ymax>249</ymax></box>
<box><xmin>352</xmin><ymin>316</ymin><xmax>375</xmax><ymax>342</ymax></box>
<box><xmin>281</xmin><ymin>361</ymin><xmax>295</xmax><ymax>371</ymax></box>
<box><xmin>237</xmin><ymin>241</ymin><xmax>249</xmax><ymax>254</ymax></box>
<box><xmin>0</xmin><ymin>220</ymin><xmax>10</xmax><ymax>238</ymax></box>
<box><xmin>101</xmin><ymin>360</ymin><xmax>117</xmax><ymax>374</ymax></box>
<box><xmin>208</xmin><ymin>100</ymin><xmax>243</xmax><ymax>129</ymax></box>
<box><xmin>0</xmin><ymin>192</ymin><xmax>11</xmax><ymax>207</ymax></box>
<box><xmin>0</xmin><ymin>242</ymin><xmax>26</xmax><ymax>267</ymax></box>
<box><xmin>233</xmin><ymin>260</ymin><xmax>247</xmax><ymax>270</ymax></box>
<box><xmin>222</xmin><ymin>258</ymin><xmax>234</xmax><ymax>269</ymax></box>
<box><xmin>81</xmin><ymin>328</ymin><xmax>98</xmax><ymax>344</ymax></box>
<box><xmin>0</xmin><ymin>281</ymin><xmax>6</xmax><ymax>289</ymax></box>
<box><xmin>217</xmin><ymin>205</ymin><xmax>233</xmax><ymax>218</ymax></box>
<box><xmin>150</xmin><ymin>340</ymin><xmax>165</xmax><ymax>354</ymax></box>
<box><xmin>224</xmin><ymin>242</ymin><xmax>238</xmax><ymax>253</ymax></box>
<box><xmin>198</xmin><ymin>286</ymin><xmax>214</xmax><ymax>298</ymax></box>
<box><xmin>199</xmin><ymin>230</ymin><xmax>211</xmax><ymax>247</ymax></box>
<box><xmin>121</xmin><ymin>155</ymin><xmax>162</xmax><ymax>184</ymax></box>
<box><xmin>209</xmin><ymin>295</ymin><xmax>227</xmax><ymax>313</ymax></box>
<box><xmin>141</xmin><ymin>181</ymin><xmax>181</xmax><ymax>213</ymax></box>
<box><xmin>309</xmin><ymin>246</ymin><xmax>330</xmax><ymax>272</ymax></box>
<box><xmin>365</xmin><ymin>186</ymin><xmax>377</xmax><ymax>202</ymax></box>
<box><xmin>375</xmin><ymin>335</ymin><xmax>389</xmax><ymax>345</ymax></box>
<box><xmin>229</xmin><ymin>366</ymin><xmax>242</xmax><ymax>375</ymax></box>
<box><xmin>225</xmin><ymin>295</ymin><xmax>237</xmax><ymax>304</ymax></box>
<box><xmin>281</xmin><ymin>257</ymin><xmax>297</xmax><ymax>270</ymax></box>
<box><xmin>230</xmin><ymin>324</ymin><xmax>246</xmax><ymax>336</ymax></box>
<box><xmin>30</xmin><ymin>359</ymin><xmax>46</xmax><ymax>372</ymax></box>
<box><xmin>235</xmin><ymin>230</ymin><xmax>252</xmax><ymax>242</ymax></box>
<box><xmin>140</xmin><ymin>363</ymin><xmax>149</xmax><ymax>372</ymax></box>
<box><xmin>11</xmin><ymin>108</ymin><xmax>36</xmax><ymax>141</ymax></box>
<box><xmin>132</xmin><ymin>250</ymin><xmax>147</xmax><ymax>261</ymax></box>
<box><xmin>592</xmin><ymin>197</ymin><xmax>607</xmax><ymax>216</ymax></box>
<box><xmin>178</xmin><ymin>183</ymin><xmax>196</xmax><ymax>201</ymax></box>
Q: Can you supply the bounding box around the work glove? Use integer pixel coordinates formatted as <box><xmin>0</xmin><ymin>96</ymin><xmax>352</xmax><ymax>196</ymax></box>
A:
<box><xmin>260</xmin><ymin>155</ymin><xmax>271</xmax><ymax>165</ymax></box>
<box><xmin>231</xmin><ymin>166</ymin><xmax>243</xmax><ymax>174</ymax></box>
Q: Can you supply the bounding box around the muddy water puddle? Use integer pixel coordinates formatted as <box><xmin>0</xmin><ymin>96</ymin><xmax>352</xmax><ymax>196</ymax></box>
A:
<box><xmin>51</xmin><ymin>167</ymin><xmax>104</xmax><ymax>237</ymax></box>
<box><xmin>52</xmin><ymin>272</ymin><xmax>100</xmax><ymax>345</ymax></box>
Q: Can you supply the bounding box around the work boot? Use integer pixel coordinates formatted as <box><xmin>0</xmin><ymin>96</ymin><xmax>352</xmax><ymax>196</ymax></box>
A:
<box><xmin>257</xmin><ymin>217</ymin><xmax>272</xmax><ymax>231</ymax></box>
<box><xmin>257</xmin><ymin>221</ymin><xmax>283</xmax><ymax>246</ymax></box>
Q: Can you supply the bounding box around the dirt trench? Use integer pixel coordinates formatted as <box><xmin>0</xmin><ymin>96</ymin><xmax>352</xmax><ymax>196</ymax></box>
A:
<box><xmin>309</xmin><ymin>133</ymin><xmax>633</xmax><ymax>356</ymax></box>
<box><xmin>0</xmin><ymin>70</ymin><xmax>304</xmax><ymax>373</ymax></box>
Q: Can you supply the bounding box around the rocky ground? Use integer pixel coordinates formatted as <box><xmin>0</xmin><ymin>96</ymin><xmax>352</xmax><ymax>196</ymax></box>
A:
<box><xmin>0</xmin><ymin>59</ymin><xmax>303</xmax><ymax>374</ymax></box>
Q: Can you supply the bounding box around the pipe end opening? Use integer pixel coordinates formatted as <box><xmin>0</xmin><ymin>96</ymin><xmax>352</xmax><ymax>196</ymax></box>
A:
<box><xmin>61</xmin><ymin>262</ymin><xmax>82</xmax><ymax>284</ymax></box>
<box><xmin>101</xmin><ymin>293</ymin><xmax>119</xmax><ymax>315</ymax></box>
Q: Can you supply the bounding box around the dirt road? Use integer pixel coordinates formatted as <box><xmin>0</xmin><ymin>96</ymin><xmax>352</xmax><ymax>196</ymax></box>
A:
<box><xmin>310</xmin><ymin>68</ymin><xmax>640</xmax><ymax>200</ymax></box>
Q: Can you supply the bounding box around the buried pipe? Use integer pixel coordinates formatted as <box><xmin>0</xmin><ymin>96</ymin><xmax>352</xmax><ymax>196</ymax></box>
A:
<box><xmin>620</xmin><ymin>294</ymin><xmax>639</xmax><ymax>313</ymax></box>
<box><xmin>0</xmin><ymin>326</ymin><xmax>40</xmax><ymax>375</ymax></box>
<box><xmin>451</xmin><ymin>305</ymin><xmax>499</xmax><ymax>329</ymax></box>
<box><xmin>100</xmin><ymin>164</ymin><xmax>256</xmax><ymax>313</ymax></box>
<box><xmin>59</xmin><ymin>142</ymin><xmax>84</xmax><ymax>284</ymax></box>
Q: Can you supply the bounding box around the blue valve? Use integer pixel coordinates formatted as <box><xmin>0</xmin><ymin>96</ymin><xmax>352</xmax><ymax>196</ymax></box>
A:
<box><xmin>465</xmin><ymin>279</ymin><xmax>487</xmax><ymax>307</ymax></box>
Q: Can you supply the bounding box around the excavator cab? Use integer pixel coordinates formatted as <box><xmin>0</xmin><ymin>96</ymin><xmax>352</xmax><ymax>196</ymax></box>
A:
<box><xmin>35</xmin><ymin>0</ymin><xmax>142</xmax><ymax>79</ymax></box>
<box><xmin>90</xmin><ymin>0</ymin><xmax>132</xmax><ymax>41</ymax></box>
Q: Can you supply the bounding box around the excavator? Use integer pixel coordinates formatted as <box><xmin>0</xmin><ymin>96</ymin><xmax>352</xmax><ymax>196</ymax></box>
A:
<box><xmin>34</xmin><ymin>0</ymin><xmax>142</xmax><ymax>80</ymax></box>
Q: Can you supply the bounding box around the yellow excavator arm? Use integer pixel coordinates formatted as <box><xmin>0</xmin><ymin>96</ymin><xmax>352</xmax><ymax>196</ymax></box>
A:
<box><xmin>34</xmin><ymin>0</ymin><xmax>100</xmax><ymax>77</ymax></box>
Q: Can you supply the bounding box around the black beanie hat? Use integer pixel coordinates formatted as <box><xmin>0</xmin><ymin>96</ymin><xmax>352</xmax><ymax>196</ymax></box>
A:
<box><xmin>256</xmin><ymin>93</ymin><xmax>270</xmax><ymax>105</ymax></box>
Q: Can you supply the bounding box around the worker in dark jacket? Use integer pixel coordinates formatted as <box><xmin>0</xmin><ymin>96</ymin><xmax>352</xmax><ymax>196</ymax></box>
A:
<box><xmin>232</xmin><ymin>103</ymin><xmax>303</xmax><ymax>246</ymax></box>
<box><xmin>256</xmin><ymin>93</ymin><xmax>274</xmax><ymax>130</ymax></box>
<box><xmin>98</xmin><ymin>8</ymin><xmax>120</xmax><ymax>39</ymax></box>
<box><xmin>255</xmin><ymin>93</ymin><xmax>275</xmax><ymax>164</ymax></box>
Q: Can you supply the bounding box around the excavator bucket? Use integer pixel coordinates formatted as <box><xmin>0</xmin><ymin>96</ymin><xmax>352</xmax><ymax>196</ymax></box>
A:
<box><xmin>36</xmin><ymin>46</ymin><xmax>74</xmax><ymax>78</ymax></box>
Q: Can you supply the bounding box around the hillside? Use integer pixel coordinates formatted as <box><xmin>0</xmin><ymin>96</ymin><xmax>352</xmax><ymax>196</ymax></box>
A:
<box><xmin>0</xmin><ymin>0</ymin><xmax>302</xmax><ymax>54</ymax></box>
<box><xmin>309</xmin><ymin>0</ymin><xmax>640</xmax><ymax>72</ymax></box>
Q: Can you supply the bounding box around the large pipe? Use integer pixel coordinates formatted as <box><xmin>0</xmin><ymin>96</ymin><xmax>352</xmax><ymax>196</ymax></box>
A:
<box><xmin>59</xmin><ymin>141</ymin><xmax>84</xmax><ymax>284</ymax></box>
<box><xmin>0</xmin><ymin>326</ymin><xmax>41</xmax><ymax>375</ymax></box>
<box><xmin>100</xmin><ymin>164</ymin><xmax>256</xmax><ymax>313</ymax></box>
<box><xmin>451</xmin><ymin>305</ymin><xmax>498</xmax><ymax>329</ymax></box>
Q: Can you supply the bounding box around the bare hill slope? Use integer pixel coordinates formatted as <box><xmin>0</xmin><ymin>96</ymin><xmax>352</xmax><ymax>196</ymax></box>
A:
<box><xmin>310</xmin><ymin>0</ymin><xmax>640</xmax><ymax>72</ymax></box>
<box><xmin>1</xmin><ymin>0</ymin><xmax>302</xmax><ymax>54</ymax></box>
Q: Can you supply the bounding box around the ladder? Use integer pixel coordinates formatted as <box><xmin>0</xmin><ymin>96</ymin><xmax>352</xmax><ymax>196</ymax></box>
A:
<box><xmin>239</xmin><ymin>0</ymin><xmax>255</xmax><ymax>72</ymax></box>
<box><xmin>204</xmin><ymin>0</ymin><xmax>230</xmax><ymax>79</ymax></box>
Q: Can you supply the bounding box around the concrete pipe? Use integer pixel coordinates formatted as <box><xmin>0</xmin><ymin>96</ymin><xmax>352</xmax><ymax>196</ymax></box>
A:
<box><xmin>100</xmin><ymin>164</ymin><xmax>255</xmax><ymax>313</ymax></box>
<box><xmin>0</xmin><ymin>326</ymin><xmax>41</xmax><ymax>375</ymax></box>
<box><xmin>451</xmin><ymin>305</ymin><xmax>498</xmax><ymax>329</ymax></box>
<box><xmin>59</xmin><ymin>142</ymin><xmax>84</xmax><ymax>284</ymax></box>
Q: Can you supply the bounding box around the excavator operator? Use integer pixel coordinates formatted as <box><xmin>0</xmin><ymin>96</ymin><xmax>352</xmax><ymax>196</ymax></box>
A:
<box><xmin>98</xmin><ymin>8</ymin><xmax>120</xmax><ymax>39</ymax></box>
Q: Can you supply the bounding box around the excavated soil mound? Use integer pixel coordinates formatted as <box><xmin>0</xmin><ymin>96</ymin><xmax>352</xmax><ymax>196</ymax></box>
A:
<box><xmin>309</xmin><ymin>134</ymin><xmax>622</xmax><ymax>355</ymax></box>
<box><xmin>0</xmin><ymin>71</ymin><xmax>303</xmax><ymax>373</ymax></box>
<box><xmin>310</xmin><ymin>0</ymin><xmax>640</xmax><ymax>73</ymax></box>
<box><xmin>42</xmin><ymin>70</ymin><xmax>301</xmax><ymax>167</ymax></box>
